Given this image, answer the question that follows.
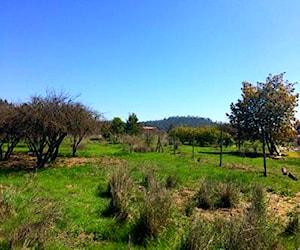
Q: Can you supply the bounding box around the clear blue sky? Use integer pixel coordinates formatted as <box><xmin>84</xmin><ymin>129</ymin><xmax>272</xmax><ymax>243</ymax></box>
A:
<box><xmin>1</xmin><ymin>0</ymin><xmax>299</xmax><ymax>122</ymax></box>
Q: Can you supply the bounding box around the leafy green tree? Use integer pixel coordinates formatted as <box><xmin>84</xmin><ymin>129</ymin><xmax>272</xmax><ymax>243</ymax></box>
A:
<box><xmin>125</xmin><ymin>113</ymin><xmax>141</xmax><ymax>135</ymax></box>
<box><xmin>111</xmin><ymin>117</ymin><xmax>125</xmax><ymax>143</ymax></box>
<box><xmin>228</xmin><ymin>73</ymin><xmax>299</xmax><ymax>176</ymax></box>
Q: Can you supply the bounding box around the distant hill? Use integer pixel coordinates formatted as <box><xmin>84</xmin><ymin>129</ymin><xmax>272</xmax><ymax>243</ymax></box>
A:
<box><xmin>142</xmin><ymin>116</ymin><xmax>215</xmax><ymax>131</ymax></box>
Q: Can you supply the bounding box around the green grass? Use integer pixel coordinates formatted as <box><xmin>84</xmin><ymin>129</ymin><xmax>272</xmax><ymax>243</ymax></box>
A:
<box><xmin>0</xmin><ymin>140</ymin><xmax>300</xmax><ymax>248</ymax></box>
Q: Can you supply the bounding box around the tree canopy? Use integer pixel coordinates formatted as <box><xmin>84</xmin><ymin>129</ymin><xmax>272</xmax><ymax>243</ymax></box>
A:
<box><xmin>227</xmin><ymin>73</ymin><xmax>299</xmax><ymax>156</ymax></box>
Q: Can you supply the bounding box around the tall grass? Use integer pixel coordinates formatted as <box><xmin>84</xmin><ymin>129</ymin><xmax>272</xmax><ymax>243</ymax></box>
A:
<box><xmin>102</xmin><ymin>168</ymin><xmax>134</xmax><ymax>222</ymax></box>
<box><xmin>181</xmin><ymin>185</ymin><xmax>281</xmax><ymax>250</ymax></box>
<box><xmin>193</xmin><ymin>179</ymin><xmax>240</xmax><ymax>210</ymax></box>
<box><xmin>132</xmin><ymin>174</ymin><xmax>172</xmax><ymax>245</ymax></box>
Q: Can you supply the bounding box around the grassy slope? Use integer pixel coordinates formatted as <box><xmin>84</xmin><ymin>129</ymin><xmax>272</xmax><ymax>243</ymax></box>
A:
<box><xmin>0</xmin><ymin>141</ymin><xmax>300</xmax><ymax>249</ymax></box>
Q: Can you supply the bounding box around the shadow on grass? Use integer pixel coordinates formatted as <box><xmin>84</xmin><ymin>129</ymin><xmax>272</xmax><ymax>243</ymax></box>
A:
<box><xmin>198</xmin><ymin>150</ymin><xmax>264</xmax><ymax>158</ymax></box>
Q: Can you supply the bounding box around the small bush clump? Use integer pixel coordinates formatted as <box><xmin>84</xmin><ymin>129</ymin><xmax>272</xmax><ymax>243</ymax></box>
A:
<box><xmin>216</xmin><ymin>181</ymin><xmax>240</xmax><ymax>209</ymax></box>
<box><xmin>165</xmin><ymin>174</ymin><xmax>178</xmax><ymax>189</ymax></box>
<box><xmin>284</xmin><ymin>210</ymin><xmax>300</xmax><ymax>236</ymax></box>
<box><xmin>193</xmin><ymin>179</ymin><xmax>240</xmax><ymax>210</ymax></box>
<box><xmin>132</xmin><ymin>176</ymin><xmax>172</xmax><ymax>245</ymax></box>
<box><xmin>193</xmin><ymin>180</ymin><xmax>215</xmax><ymax>209</ymax></box>
<box><xmin>102</xmin><ymin>168</ymin><xmax>133</xmax><ymax>222</ymax></box>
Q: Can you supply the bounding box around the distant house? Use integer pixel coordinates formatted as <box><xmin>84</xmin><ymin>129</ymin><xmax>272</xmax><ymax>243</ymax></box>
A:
<box><xmin>142</xmin><ymin>126</ymin><xmax>159</xmax><ymax>132</ymax></box>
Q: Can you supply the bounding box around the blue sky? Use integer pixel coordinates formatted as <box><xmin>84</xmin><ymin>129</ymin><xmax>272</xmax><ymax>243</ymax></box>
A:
<box><xmin>1</xmin><ymin>0</ymin><xmax>300</xmax><ymax>122</ymax></box>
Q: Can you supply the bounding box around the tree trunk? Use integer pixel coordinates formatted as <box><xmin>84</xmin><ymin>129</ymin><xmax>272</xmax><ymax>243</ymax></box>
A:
<box><xmin>219</xmin><ymin>130</ymin><xmax>223</xmax><ymax>167</ymax></box>
<box><xmin>262</xmin><ymin>129</ymin><xmax>267</xmax><ymax>177</ymax></box>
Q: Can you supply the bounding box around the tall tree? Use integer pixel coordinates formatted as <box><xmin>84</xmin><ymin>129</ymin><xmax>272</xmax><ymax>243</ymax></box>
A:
<box><xmin>111</xmin><ymin>117</ymin><xmax>125</xmax><ymax>143</ymax></box>
<box><xmin>125</xmin><ymin>113</ymin><xmax>141</xmax><ymax>135</ymax></box>
<box><xmin>228</xmin><ymin>73</ymin><xmax>299</xmax><ymax>176</ymax></box>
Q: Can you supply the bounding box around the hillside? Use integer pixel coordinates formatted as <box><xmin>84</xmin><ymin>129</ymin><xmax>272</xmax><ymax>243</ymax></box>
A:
<box><xmin>142</xmin><ymin>116</ymin><xmax>215</xmax><ymax>130</ymax></box>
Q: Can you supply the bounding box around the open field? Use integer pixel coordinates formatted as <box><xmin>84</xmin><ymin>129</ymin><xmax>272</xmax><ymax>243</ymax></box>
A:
<box><xmin>1</xmin><ymin>140</ymin><xmax>300</xmax><ymax>249</ymax></box>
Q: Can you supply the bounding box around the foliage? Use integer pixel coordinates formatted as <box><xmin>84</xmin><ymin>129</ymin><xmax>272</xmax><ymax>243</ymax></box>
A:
<box><xmin>228</xmin><ymin>73</ymin><xmax>299</xmax><ymax>156</ymax></box>
<box><xmin>110</xmin><ymin>117</ymin><xmax>125</xmax><ymax>143</ymax></box>
<box><xmin>169</xmin><ymin>125</ymin><xmax>233</xmax><ymax>147</ymax></box>
<box><xmin>125</xmin><ymin>113</ymin><xmax>141</xmax><ymax>135</ymax></box>
<box><xmin>143</xmin><ymin>116</ymin><xmax>214</xmax><ymax>130</ymax></box>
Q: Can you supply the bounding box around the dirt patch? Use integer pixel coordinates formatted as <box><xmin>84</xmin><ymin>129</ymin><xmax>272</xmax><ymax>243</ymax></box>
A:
<box><xmin>58</xmin><ymin>157</ymin><xmax>98</xmax><ymax>167</ymax></box>
<box><xmin>0</xmin><ymin>153</ymin><xmax>36</xmax><ymax>170</ymax></box>
<box><xmin>100</xmin><ymin>157</ymin><xmax>127</xmax><ymax>166</ymax></box>
<box><xmin>267</xmin><ymin>192</ymin><xmax>300</xmax><ymax>223</ymax></box>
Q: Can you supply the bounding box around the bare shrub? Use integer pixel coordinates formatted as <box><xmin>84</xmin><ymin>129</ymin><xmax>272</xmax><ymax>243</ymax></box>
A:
<box><xmin>102</xmin><ymin>168</ymin><xmax>133</xmax><ymax>222</ymax></box>
<box><xmin>132</xmin><ymin>176</ymin><xmax>172</xmax><ymax>245</ymax></box>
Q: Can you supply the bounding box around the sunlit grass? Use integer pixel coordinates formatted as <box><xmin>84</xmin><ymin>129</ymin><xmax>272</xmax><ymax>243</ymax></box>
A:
<box><xmin>1</xmin><ymin>140</ymin><xmax>300</xmax><ymax>248</ymax></box>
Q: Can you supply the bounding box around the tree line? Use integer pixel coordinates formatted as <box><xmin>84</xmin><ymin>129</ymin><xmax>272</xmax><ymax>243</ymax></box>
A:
<box><xmin>142</xmin><ymin>116</ymin><xmax>214</xmax><ymax>130</ymax></box>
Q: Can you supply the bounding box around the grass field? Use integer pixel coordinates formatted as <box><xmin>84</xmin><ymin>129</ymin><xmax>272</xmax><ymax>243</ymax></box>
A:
<box><xmin>1</xmin><ymin>140</ymin><xmax>300</xmax><ymax>249</ymax></box>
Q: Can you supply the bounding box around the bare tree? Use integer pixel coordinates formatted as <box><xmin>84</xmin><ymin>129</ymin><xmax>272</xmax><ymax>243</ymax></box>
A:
<box><xmin>0</xmin><ymin>100</ymin><xmax>23</xmax><ymax>160</ymax></box>
<box><xmin>66</xmin><ymin>102</ymin><xmax>99</xmax><ymax>157</ymax></box>
<box><xmin>21</xmin><ymin>91</ymin><xmax>72</xmax><ymax>169</ymax></box>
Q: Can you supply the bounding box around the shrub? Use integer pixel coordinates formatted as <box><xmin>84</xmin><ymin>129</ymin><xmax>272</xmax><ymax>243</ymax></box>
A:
<box><xmin>216</xmin><ymin>181</ymin><xmax>240</xmax><ymax>209</ymax></box>
<box><xmin>193</xmin><ymin>180</ymin><xmax>216</xmax><ymax>210</ymax></box>
<box><xmin>193</xmin><ymin>179</ymin><xmax>240</xmax><ymax>210</ymax></box>
<box><xmin>102</xmin><ymin>168</ymin><xmax>133</xmax><ymax>222</ymax></box>
<box><xmin>165</xmin><ymin>174</ymin><xmax>178</xmax><ymax>189</ymax></box>
<box><xmin>132</xmin><ymin>176</ymin><xmax>172</xmax><ymax>245</ymax></box>
<box><xmin>141</xmin><ymin>171</ymin><xmax>156</xmax><ymax>189</ymax></box>
<box><xmin>284</xmin><ymin>210</ymin><xmax>300</xmax><ymax>236</ymax></box>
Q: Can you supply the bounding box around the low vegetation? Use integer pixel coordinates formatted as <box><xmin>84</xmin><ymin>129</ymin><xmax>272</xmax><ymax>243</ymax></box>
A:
<box><xmin>0</xmin><ymin>139</ymin><xmax>299</xmax><ymax>249</ymax></box>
